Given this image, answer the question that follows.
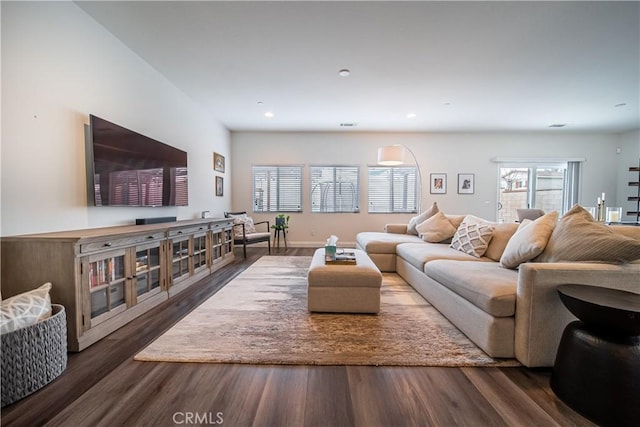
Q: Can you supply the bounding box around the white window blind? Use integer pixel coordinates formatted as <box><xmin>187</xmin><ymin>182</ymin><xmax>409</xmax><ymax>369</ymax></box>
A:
<box><xmin>368</xmin><ymin>166</ymin><xmax>418</xmax><ymax>213</ymax></box>
<box><xmin>310</xmin><ymin>166</ymin><xmax>360</xmax><ymax>213</ymax></box>
<box><xmin>252</xmin><ymin>165</ymin><xmax>302</xmax><ymax>213</ymax></box>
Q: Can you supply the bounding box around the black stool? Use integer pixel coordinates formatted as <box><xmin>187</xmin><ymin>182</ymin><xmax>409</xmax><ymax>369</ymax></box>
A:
<box><xmin>551</xmin><ymin>285</ymin><xmax>640</xmax><ymax>427</ymax></box>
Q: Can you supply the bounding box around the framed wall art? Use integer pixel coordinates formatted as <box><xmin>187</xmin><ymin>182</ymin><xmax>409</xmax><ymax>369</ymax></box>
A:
<box><xmin>457</xmin><ymin>173</ymin><xmax>475</xmax><ymax>194</ymax></box>
<box><xmin>430</xmin><ymin>173</ymin><xmax>447</xmax><ymax>194</ymax></box>
<box><xmin>213</xmin><ymin>152</ymin><xmax>225</xmax><ymax>173</ymax></box>
<box><xmin>215</xmin><ymin>176</ymin><xmax>224</xmax><ymax>197</ymax></box>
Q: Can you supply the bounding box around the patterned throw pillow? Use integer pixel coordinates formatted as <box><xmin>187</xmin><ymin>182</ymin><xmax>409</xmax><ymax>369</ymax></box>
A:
<box><xmin>0</xmin><ymin>282</ymin><xmax>52</xmax><ymax>335</ymax></box>
<box><xmin>229</xmin><ymin>214</ymin><xmax>256</xmax><ymax>238</ymax></box>
<box><xmin>450</xmin><ymin>220</ymin><xmax>495</xmax><ymax>257</ymax></box>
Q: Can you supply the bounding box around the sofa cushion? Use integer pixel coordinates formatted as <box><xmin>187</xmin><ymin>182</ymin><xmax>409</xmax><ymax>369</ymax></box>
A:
<box><xmin>396</xmin><ymin>242</ymin><xmax>493</xmax><ymax>272</ymax></box>
<box><xmin>0</xmin><ymin>282</ymin><xmax>52</xmax><ymax>335</ymax></box>
<box><xmin>407</xmin><ymin>202</ymin><xmax>439</xmax><ymax>235</ymax></box>
<box><xmin>500</xmin><ymin>211</ymin><xmax>559</xmax><ymax>269</ymax></box>
<box><xmin>416</xmin><ymin>211</ymin><xmax>458</xmax><ymax>243</ymax></box>
<box><xmin>484</xmin><ymin>222</ymin><xmax>519</xmax><ymax>262</ymax></box>
<box><xmin>425</xmin><ymin>261</ymin><xmax>518</xmax><ymax>317</ymax></box>
<box><xmin>536</xmin><ymin>204</ymin><xmax>640</xmax><ymax>263</ymax></box>
<box><xmin>450</xmin><ymin>218</ymin><xmax>495</xmax><ymax>257</ymax></box>
<box><xmin>356</xmin><ymin>232</ymin><xmax>423</xmax><ymax>254</ymax></box>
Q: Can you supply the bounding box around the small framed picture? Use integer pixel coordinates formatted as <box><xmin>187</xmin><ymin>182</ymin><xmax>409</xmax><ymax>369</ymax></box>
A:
<box><xmin>430</xmin><ymin>173</ymin><xmax>447</xmax><ymax>194</ymax></box>
<box><xmin>458</xmin><ymin>173</ymin><xmax>475</xmax><ymax>194</ymax></box>
<box><xmin>215</xmin><ymin>176</ymin><xmax>224</xmax><ymax>196</ymax></box>
<box><xmin>213</xmin><ymin>152</ymin><xmax>225</xmax><ymax>173</ymax></box>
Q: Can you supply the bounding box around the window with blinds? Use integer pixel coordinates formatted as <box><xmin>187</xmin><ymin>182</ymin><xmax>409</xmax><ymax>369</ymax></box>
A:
<box><xmin>310</xmin><ymin>166</ymin><xmax>360</xmax><ymax>213</ymax></box>
<box><xmin>252</xmin><ymin>165</ymin><xmax>303</xmax><ymax>213</ymax></box>
<box><xmin>368</xmin><ymin>166</ymin><xmax>418</xmax><ymax>213</ymax></box>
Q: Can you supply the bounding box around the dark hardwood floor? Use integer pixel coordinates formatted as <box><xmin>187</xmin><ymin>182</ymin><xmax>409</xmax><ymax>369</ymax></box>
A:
<box><xmin>1</xmin><ymin>248</ymin><xmax>594</xmax><ymax>427</ymax></box>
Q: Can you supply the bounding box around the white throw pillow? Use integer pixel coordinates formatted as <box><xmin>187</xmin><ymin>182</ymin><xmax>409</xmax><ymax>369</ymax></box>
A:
<box><xmin>0</xmin><ymin>282</ymin><xmax>52</xmax><ymax>334</ymax></box>
<box><xmin>416</xmin><ymin>211</ymin><xmax>458</xmax><ymax>243</ymax></box>
<box><xmin>500</xmin><ymin>211</ymin><xmax>559</xmax><ymax>269</ymax></box>
<box><xmin>450</xmin><ymin>219</ymin><xmax>495</xmax><ymax>258</ymax></box>
<box><xmin>407</xmin><ymin>202</ymin><xmax>439</xmax><ymax>235</ymax></box>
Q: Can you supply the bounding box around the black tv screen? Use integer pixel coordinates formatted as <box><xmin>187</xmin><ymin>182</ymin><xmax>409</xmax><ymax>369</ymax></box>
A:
<box><xmin>88</xmin><ymin>115</ymin><xmax>188</xmax><ymax>207</ymax></box>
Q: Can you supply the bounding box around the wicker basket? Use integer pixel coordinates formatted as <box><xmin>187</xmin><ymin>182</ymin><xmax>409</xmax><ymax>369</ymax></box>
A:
<box><xmin>1</xmin><ymin>304</ymin><xmax>68</xmax><ymax>407</ymax></box>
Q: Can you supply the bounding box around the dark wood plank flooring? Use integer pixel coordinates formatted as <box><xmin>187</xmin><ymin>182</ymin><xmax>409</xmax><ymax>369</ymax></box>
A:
<box><xmin>1</xmin><ymin>248</ymin><xmax>595</xmax><ymax>427</ymax></box>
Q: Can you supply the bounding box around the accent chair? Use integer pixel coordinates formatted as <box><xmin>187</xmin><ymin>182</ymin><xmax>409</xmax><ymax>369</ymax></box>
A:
<box><xmin>224</xmin><ymin>211</ymin><xmax>271</xmax><ymax>258</ymax></box>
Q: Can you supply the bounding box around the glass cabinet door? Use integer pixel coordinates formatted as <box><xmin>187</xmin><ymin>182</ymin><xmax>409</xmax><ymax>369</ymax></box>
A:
<box><xmin>87</xmin><ymin>251</ymin><xmax>126</xmax><ymax>320</ymax></box>
<box><xmin>135</xmin><ymin>244</ymin><xmax>162</xmax><ymax>302</ymax></box>
<box><xmin>192</xmin><ymin>233</ymin><xmax>207</xmax><ymax>271</ymax></box>
<box><xmin>171</xmin><ymin>237</ymin><xmax>191</xmax><ymax>283</ymax></box>
<box><xmin>224</xmin><ymin>228</ymin><xmax>234</xmax><ymax>258</ymax></box>
<box><xmin>210</xmin><ymin>229</ymin><xmax>223</xmax><ymax>264</ymax></box>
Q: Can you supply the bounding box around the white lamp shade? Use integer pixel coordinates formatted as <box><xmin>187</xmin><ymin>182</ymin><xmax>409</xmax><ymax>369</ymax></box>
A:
<box><xmin>377</xmin><ymin>145</ymin><xmax>405</xmax><ymax>165</ymax></box>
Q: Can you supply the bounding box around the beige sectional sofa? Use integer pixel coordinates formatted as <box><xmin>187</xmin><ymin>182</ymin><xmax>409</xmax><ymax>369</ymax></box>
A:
<box><xmin>356</xmin><ymin>205</ymin><xmax>640</xmax><ymax>367</ymax></box>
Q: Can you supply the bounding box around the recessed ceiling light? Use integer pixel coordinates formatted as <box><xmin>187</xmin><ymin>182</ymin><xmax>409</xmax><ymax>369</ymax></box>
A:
<box><xmin>257</xmin><ymin>101</ymin><xmax>264</xmax><ymax>105</ymax></box>
<box><xmin>614</xmin><ymin>103</ymin><xmax>627</xmax><ymax>108</ymax></box>
<box><xmin>264</xmin><ymin>111</ymin><xmax>274</xmax><ymax>118</ymax></box>
<box><xmin>407</xmin><ymin>113</ymin><xmax>417</xmax><ymax>119</ymax></box>
<box><xmin>549</xmin><ymin>123</ymin><xmax>567</xmax><ymax>128</ymax></box>
<box><xmin>338</xmin><ymin>69</ymin><xmax>351</xmax><ymax>77</ymax></box>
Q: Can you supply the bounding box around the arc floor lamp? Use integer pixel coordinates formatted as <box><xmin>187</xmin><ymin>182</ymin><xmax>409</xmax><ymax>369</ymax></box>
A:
<box><xmin>377</xmin><ymin>145</ymin><xmax>423</xmax><ymax>213</ymax></box>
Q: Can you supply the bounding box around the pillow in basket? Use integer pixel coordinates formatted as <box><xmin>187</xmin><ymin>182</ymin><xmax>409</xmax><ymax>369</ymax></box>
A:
<box><xmin>0</xmin><ymin>282</ymin><xmax>52</xmax><ymax>335</ymax></box>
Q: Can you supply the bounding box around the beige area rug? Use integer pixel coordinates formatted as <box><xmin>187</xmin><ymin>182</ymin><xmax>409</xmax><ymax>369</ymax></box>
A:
<box><xmin>135</xmin><ymin>256</ymin><xmax>520</xmax><ymax>367</ymax></box>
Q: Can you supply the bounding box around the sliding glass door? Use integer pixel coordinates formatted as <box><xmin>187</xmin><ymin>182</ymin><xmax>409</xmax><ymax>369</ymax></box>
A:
<box><xmin>498</xmin><ymin>164</ymin><xmax>569</xmax><ymax>223</ymax></box>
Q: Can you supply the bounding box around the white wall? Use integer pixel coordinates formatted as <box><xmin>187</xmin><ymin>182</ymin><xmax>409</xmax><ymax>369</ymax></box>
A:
<box><xmin>1</xmin><ymin>1</ymin><xmax>230</xmax><ymax>236</ymax></box>
<box><xmin>231</xmin><ymin>131</ymin><xmax>623</xmax><ymax>246</ymax></box>
<box><xmin>617</xmin><ymin>130</ymin><xmax>640</xmax><ymax>221</ymax></box>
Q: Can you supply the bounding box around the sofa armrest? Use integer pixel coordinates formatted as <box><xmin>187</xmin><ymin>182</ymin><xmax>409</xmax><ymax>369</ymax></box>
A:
<box><xmin>384</xmin><ymin>224</ymin><xmax>408</xmax><ymax>234</ymax></box>
<box><xmin>515</xmin><ymin>262</ymin><xmax>640</xmax><ymax>367</ymax></box>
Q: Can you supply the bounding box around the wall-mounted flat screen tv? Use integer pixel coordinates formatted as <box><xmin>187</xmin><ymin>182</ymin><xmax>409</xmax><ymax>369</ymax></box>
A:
<box><xmin>87</xmin><ymin>115</ymin><xmax>188</xmax><ymax>207</ymax></box>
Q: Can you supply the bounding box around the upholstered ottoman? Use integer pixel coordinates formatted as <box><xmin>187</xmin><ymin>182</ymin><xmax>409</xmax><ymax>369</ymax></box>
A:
<box><xmin>307</xmin><ymin>248</ymin><xmax>383</xmax><ymax>314</ymax></box>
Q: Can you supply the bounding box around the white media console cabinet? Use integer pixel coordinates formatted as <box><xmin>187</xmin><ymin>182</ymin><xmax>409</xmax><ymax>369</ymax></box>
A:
<box><xmin>1</xmin><ymin>218</ymin><xmax>235</xmax><ymax>351</ymax></box>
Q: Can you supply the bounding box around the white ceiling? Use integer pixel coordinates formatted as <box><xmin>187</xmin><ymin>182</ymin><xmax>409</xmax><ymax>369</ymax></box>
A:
<box><xmin>77</xmin><ymin>1</ymin><xmax>639</xmax><ymax>133</ymax></box>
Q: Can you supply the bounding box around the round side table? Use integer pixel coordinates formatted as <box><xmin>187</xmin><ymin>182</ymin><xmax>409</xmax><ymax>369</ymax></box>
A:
<box><xmin>551</xmin><ymin>284</ymin><xmax>640</xmax><ymax>427</ymax></box>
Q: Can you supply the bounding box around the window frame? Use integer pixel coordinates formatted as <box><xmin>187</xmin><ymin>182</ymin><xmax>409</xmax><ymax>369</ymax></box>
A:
<box><xmin>367</xmin><ymin>165</ymin><xmax>419</xmax><ymax>214</ymax></box>
<box><xmin>252</xmin><ymin>165</ymin><xmax>303</xmax><ymax>213</ymax></box>
<box><xmin>494</xmin><ymin>157</ymin><xmax>582</xmax><ymax>222</ymax></box>
<box><xmin>309</xmin><ymin>165</ymin><xmax>360</xmax><ymax>213</ymax></box>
